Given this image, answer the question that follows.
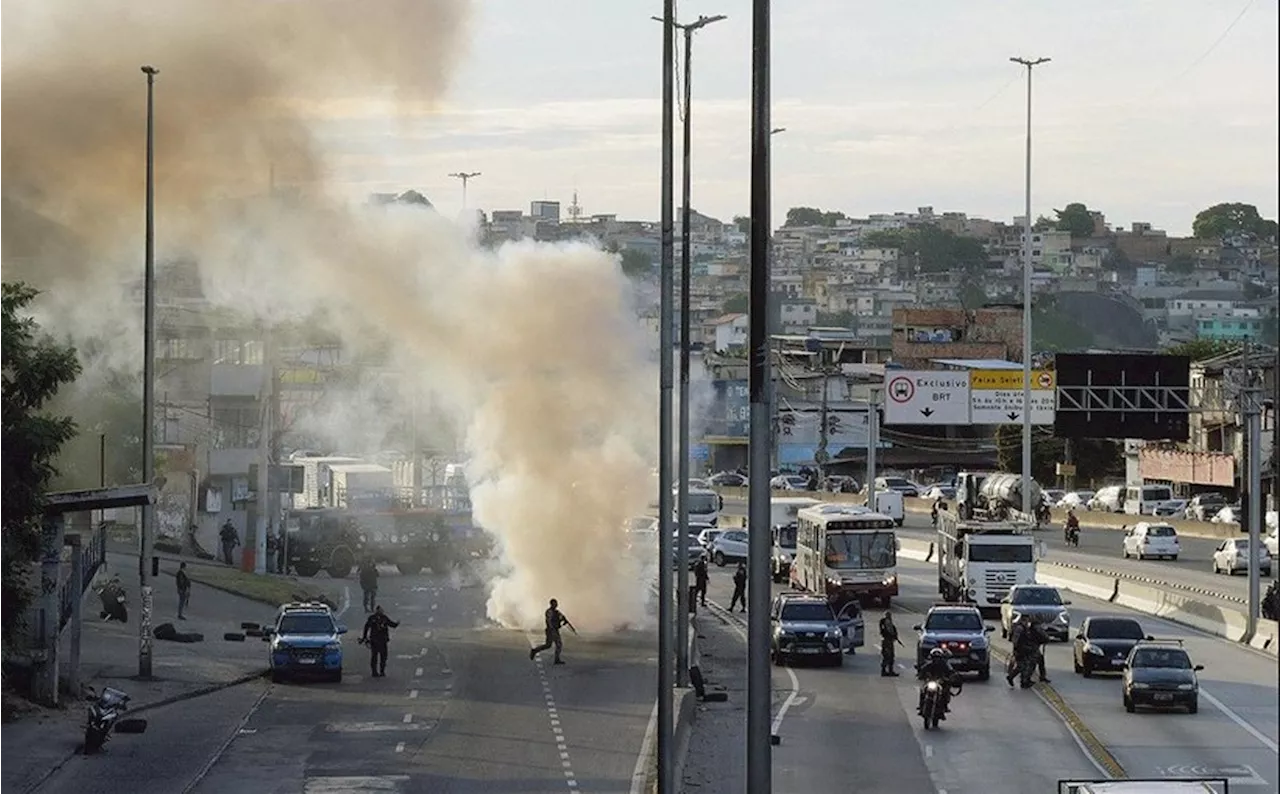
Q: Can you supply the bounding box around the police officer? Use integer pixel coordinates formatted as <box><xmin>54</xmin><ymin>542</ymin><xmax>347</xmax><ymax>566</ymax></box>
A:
<box><xmin>358</xmin><ymin>555</ymin><xmax>379</xmax><ymax>613</ymax></box>
<box><xmin>1007</xmin><ymin>613</ymin><xmax>1049</xmax><ymax>687</ymax></box>
<box><xmin>729</xmin><ymin>562</ymin><xmax>748</xmax><ymax>612</ymax></box>
<box><xmin>219</xmin><ymin>519</ymin><xmax>239</xmax><ymax>566</ymax></box>
<box><xmin>693</xmin><ymin>555</ymin><xmax>709</xmax><ymax>608</ymax></box>
<box><xmin>879</xmin><ymin>610</ymin><xmax>903</xmax><ymax>677</ymax></box>
<box><xmin>361</xmin><ymin>605</ymin><xmax>400</xmax><ymax>678</ymax></box>
<box><xmin>530</xmin><ymin>598</ymin><xmax>576</xmax><ymax>665</ymax></box>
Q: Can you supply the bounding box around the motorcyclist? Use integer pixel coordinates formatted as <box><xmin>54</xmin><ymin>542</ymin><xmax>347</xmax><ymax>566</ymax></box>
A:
<box><xmin>916</xmin><ymin>648</ymin><xmax>962</xmax><ymax>720</ymax></box>
<box><xmin>1263</xmin><ymin>580</ymin><xmax>1279</xmax><ymax>621</ymax></box>
<box><xmin>1036</xmin><ymin>498</ymin><xmax>1051</xmax><ymax>528</ymax></box>
<box><xmin>1064</xmin><ymin>509</ymin><xmax>1080</xmax><ymax>545</ymax></box>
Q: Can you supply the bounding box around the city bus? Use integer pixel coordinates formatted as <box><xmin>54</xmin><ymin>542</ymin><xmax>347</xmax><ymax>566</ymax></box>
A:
<box><xmin>792</xmin><ymin>503</ymin><xmax>899</xmax><ymax>608</ymax></box>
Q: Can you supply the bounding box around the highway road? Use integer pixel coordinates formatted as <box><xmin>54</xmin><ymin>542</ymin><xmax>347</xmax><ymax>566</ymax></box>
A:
<box><xmin>34</xmin><ymin>565</ymin><xmax>657</xmax><ymax>794</ymax></box>
<box><xmin>891</xmin><ymin>557</ymin><xmax>1280</xmax><ymax>791</ymax></box>
<box><xmin>720</xmin><ymin>497</ymin><xmax>1264</xmax><ymax>605</ymax></box>
<box><xmin>695</xmin><ymin>568</ymin><xmax>1105</xmax><ymax>794</ymax></box>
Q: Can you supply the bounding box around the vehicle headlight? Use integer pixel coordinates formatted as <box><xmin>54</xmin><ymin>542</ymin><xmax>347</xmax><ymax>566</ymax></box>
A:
<box><xmin>325</xmin><ymin>642</ymin><xmax>342</xmax><ymax>651</ymax></box>
<box><xmin>925</xmin><ymin>681</ymin><xmax>940</xmax><ymax>691</ymax></box>
<box><xmin>1176</xmin><ymin>683</ymin><xmax>1195</xmax><ymax>691</ymax></box>
<box><xmin>1131</xmin><ymin>682</ymin><xmax>1150</xmax><ymax>689</ymax></box>
<box><xmin>882</xmin><ymin>575</ymin><xmax>897</xmax><ymax>587</ymax></box>
<box><xmin>1056</xmin><ymin>612</ymin><xmax>1069</xmax><ymax>623</ymax></box>
<box><xmin>825</xmin><ymin>628</ymin><xmax>841</xmax><ymax>639</ymax></box>
<box><xmin>273</xmin><ymin>641</ymin><xmax>290</xmax><ymax>651</ymax></box>
<box><xmin>1084</xmin><ymin>644</ymin><xmax>1105</xmax><ymax>656</ymax></box>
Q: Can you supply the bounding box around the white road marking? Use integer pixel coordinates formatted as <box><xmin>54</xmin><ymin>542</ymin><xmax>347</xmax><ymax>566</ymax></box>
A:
<box><xmin>414</xmin><ymin>667</ymin><xmax>424</xmax><ymax>677</ymax></box>
<box><xmin>420</xmin><ymin>647</ymin><xmax>428</xmax><ymax>656</ymax></box>
<box><xmin>708</xmin><ymin>599</ymin><xmax>801</xmax><ymax>736</ymax></box>
<box><xmin>303</xmin><ymin>776</ymin><xmax>409</xmax><ymax>793</ymax></box>
<box><xmin>1201</xmin><ymin>689</ymin><xmax>1280</xmax><ymax>754</ymax></box>
<box><xmin>431</xmin><ymin>603</ymin><xmax>438</xmax><ymax>611</ymax></box>
<box><xmin>423</xmin><ymin>631</ymin><xmax>432</xmax><ymax>639</ymax></box>
<box><xmin>324</xmin><ymin>723</ymin><xmax>426</xmax><ymax>733</ymax></box>
<box><xmin>179</xmin><ymin>683</ymin><xmax>272</xmax><ymax>794</ymax></box>
<box><xmin>925</xmin><ymin>744</ymin><xmax>933</xmax><ymax>759</ymax></box>
<box><xmin>402</xmin><ymin>714</ymin><xmax>413</xmax><ymax>724</ymax></box>
<box><xmin>628</xmin><ymin>703</ymin><xmax>658</xmax><ymax>794</ymax></box>
<box><xmin>335</xmin><ymin>587</ymin><xmax>351</xmax><ymax>618</ymax></box>
<box><xmin>409</xmin><ymin>689</ymin><xmax>419</xmax><ymax>699</ymax></box>
<box><xmin>428</xmin><ymin>616</ymin><xmax>435</xmax><ymax>624</ymax></box>
<box><xmin>529</xmin><ymin>634</ymin><xmax>581</xmax><ymax>793</ymax></box>
<box><xmin>394</xmin><ymin>742</ymin><xmax>405</xmax><ymax>754</ymax></box>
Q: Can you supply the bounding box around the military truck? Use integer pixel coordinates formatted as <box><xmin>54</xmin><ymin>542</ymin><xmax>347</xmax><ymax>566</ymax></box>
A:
<box><xmin>285</xmin><ymin>504</ymin><xmax>474</xmax><ymax>578</ymax></box>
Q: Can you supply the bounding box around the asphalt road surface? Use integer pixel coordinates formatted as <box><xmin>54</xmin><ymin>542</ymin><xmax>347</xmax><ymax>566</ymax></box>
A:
<box><xmin>695</xmin><ymin>567</ymin><xmax>1103</xmax><ymax>794</ymax></box>
<box><xmin>34</xmin><ymin>565</ymin><xmax>657</xmax><ymax>794</ymax></box>
<box><xmin>892</xmin><ymin>557</ymin><xmax>1280</xmax><ymax>792</ymax></box>
<box><xmin>720</xmin><ymin>497</ymin><xmax>1264</xmax><ymax>604</ymax></box>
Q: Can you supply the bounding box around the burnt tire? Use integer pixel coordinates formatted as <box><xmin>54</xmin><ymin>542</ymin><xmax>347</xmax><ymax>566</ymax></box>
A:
<box><xmin>396</xmin><ymin>562</ymin><xmax>422</xmax><ymax>576</ymax></box>
<box><xmin>223</xmin><ymin>632</ymin><xmax>246</xmax><ymax>642</ymax></box>
<box><xmin>293</xmin><ymin>562</ymin><xmax>321</xmax><ymax>578</ymax></box>
<box><xmin>240</xmin><ymin>622</ymin><xmax>261</xmax><ymax>631</ymax></box>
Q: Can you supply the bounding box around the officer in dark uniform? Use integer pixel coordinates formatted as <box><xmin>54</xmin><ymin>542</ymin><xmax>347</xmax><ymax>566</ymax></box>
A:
<box><xmin>360</xmin><ymin>605</ymin><xmax>400</xmax><ymax>677</ymax></box>
<box><xmin>693</xmin><ymin>556</ymin><xmax>709</xmax><ymax>608</ymax></box>
<box><xmin>879</xmin><ymin>610</ymin><xmax>903</xmax><ymax>677</ymax></box>
<box><xmin>729</xmin><ymin>562</ymin><xmax>748</xmax><ymax>612</ymax></box>
<box><xmin>530</xmin><ymin>598</ymin><xmax>576</xmax><ymax>665</ymax></box>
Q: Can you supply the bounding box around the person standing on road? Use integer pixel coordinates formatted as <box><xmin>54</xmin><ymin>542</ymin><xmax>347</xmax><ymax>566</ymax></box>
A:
<box><xmin>219</xmin><ymin>519</ymin><xmax>239</xmax><ymax>566</ymax></box>
<box><xmin>358</xmin><ymin>556</ymin><xmax>379</xmax><ymax>613</ymax></box>
<box><xmin>530</xmin><ymin>598</ymin><xmax>575</xmax><ymax>665</ymax></box>
<box><xmin>729</xmin><ymin>562</ymin><xmax>747</xmax><ymax>612</ymax></box>
<box><xmin>879</xmin><ymin>611</ymin><xmax>903</xmax><ymax>677</ymax></box>
<box><xmin>361</xmin><ymin>605</ymin><xmax>400</xmax><ymax>677</ymax></box>
<box><xmin>693</xmin><ymin>556</ymin><xmax>709</xmax><ymax>608</ymax></box>
<box><xmin>176</xmin><ymin>562</ymin><xmax>191</xmax><ymax>620</ymax></box>
<box><xmin>265</xmin><ymin>532</ymin><xmax>278</xmax><ymax>574</ymax></box>
<box><xmin>1007</xmin><ymin>614</ymin><xmax>1049</xmax><ymax>687</ymax></box>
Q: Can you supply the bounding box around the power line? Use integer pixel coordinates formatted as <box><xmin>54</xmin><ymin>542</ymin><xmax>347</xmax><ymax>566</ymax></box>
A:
<box><xmin>1170</xmin><ymin>0</ymin><xmax>1257</xmax><ymax>83</ymax></box>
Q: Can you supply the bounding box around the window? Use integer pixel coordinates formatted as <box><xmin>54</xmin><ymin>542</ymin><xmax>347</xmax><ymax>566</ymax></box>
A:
<box><xmin>925</xmin><ymin>611</ymin><xmax>982</xmax><ymax>631</ymax></box>
<box><xmin>1011</xmin><ymin>587</ymin><xmax>1062</xmax><ymax>606</ymax></box>
<box><xmin>1086</xmin><ymin>619</ymin><xmax>1145</xmax><ymax>640</ymax></box>
<box><xmin>968</xmin><ymin>543</ymin><xmax>1034</xmax><ymax>563</ymax></box>
<box><xmin>1130</xmin><ymin>649</ymin><xmax>1191</xmax><ymax>669</ymax></box>
<box><xmin>213</xmin><ymin>339</ymin><xmax>264</xmax><ymax>365</ymax></box>
<box><xmin>159</xmin><ymin>337</ymin><xmax>202</xmax><ymax>360</ymax></box>
<box><xmin>277</xmin><ymin>613</ymin><xmax>335</xmax><ymax>635</ymax></box>
<box><xmin>781</xmin><ymin>602</ymin><xmax>835</xmax><ymax>622</ymax></box>
<box><xmin>823</xmin><ymin>531</ymin><xmax>896</xmax><ymax>569</ymax></box>
<box><xmin>211</xmin><ymin>403</ymin><xmax>259</xmax><ymax>448</ymax></box>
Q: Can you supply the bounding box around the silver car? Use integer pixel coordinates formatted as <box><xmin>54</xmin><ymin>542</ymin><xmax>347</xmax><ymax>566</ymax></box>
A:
<box><xmin>1000</xmin><ymin>584</ymin><xmax>1072</xmax><ymax>642</ymax></box>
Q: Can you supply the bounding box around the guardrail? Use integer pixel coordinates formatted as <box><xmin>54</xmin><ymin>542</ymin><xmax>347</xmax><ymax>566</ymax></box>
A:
<box><xmin>58</xmin><ymin>521</ymin><xmax>108</xmax><ymax>632</ymax></box>
<box><xmin>895</xmin><ymin>537</ymin><xmax>1276</xmax><ymax>656</ymax></box>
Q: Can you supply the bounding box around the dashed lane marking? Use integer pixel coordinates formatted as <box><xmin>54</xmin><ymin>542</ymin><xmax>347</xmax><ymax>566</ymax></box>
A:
<box><xmin>414</xmin><ymin>667</ymin><xmax>424</xmax><ymax>677</ymax></box>
<box><xmin>394</xmin><ymin>742</ymin><xmax>405</xmax><ymax>754</ymax></box>
<box><xmin>529</xmin><ymin>634</ymin><xmax>581</xmax><ymax>792</ymax></box>
<box><xmin>402</xmin><ymin>714</ymin><xmax>413</xmax><ymax>724</ymax></box>
<box><xmin>409</xmin><ymin>689</ymin><xmax>419</xmax><ymax>699</ymax></box>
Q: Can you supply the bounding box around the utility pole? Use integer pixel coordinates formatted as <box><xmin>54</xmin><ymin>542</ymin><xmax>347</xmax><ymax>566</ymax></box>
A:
<box><xmin>269</xmin><ymin>335</ymin><xmax>282</xmax><ymax>569</ymax></box>
<box><xmin>1237</xmin><ymin>350</ymin><xmax>1264</xmax><ymax>635</ymax></box>
<box><xmin>746</xmin><ymin>0</ymin><xmax>773</xmax><ymax>790</ymax></box>
<box><xmin>656</xmin><ymin>9</ymin><xmax>726</xmax><ymax>692</ymax></box>
<box><xmin>866</xmin><ymin>386</ymin><xmax>880</xmax><ymax>510</ymax></box>
<box><xmin>139</xmin><ymin>64</ymin><xmax>159</xmax><ymax>680</ymax></box>
<box><xmin>816</xmin><ymin>365</ymin><xmax>831</xmax><ymax>482</ymax></box>
<box><xmin>253</xmin><ymin>328</ymin><xmax>275</xmax><ymax>574</ymax></box>
<box><xmin>447</xmin><ymin>171</ymin><xmax>481</xmax><ymax>210</ymax></box>
<box><xmin>1011</xmin><ymin>56</ymin><xmax>1050</xmax><ymax>518</ymax></box>
<box><xmin>656</xmin><ymin>2</ymin><xmax>677</xmax><ymax>791</ymax></box>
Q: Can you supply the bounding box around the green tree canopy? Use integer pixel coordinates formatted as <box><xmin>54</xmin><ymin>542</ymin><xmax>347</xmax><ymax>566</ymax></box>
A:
<box><xmin>722</xmin><ymin>294</ymin><xmax>749</xmax><ymax>314</ymax></box>
<box><xmin>784</xmin><ymin>207</ymin><xmax>847</xmax><ymax>228</ymax></box>
<box><xmin>1162</xmin><ymin>338</ymin><xmax>1240</xmax><ymax>361</ymax></box>
<box><xmin>994</xmin><ymin>426</ymin><xmax>1122</xmax><ymax>485</ymax></box>
<box><xmin>862</xmin><ymin>225</ymin><xmax>987</xmax><ymax>275</ymax></box>
<box><xmin>2</xmin><ymin>282</ymin><xmax>81</xmax><ymax>643</ymax></box>
<box><xmin>1166</xmin><ymin>253</ymin><xmax>1197</xmax><ymax>275</ymax></box>
<box><xmin>732</xmin><ymin>215</ymin><xmax>751</xmax><ymax>234</ymax></box>
<box><xmin>1054</xmin><ymin>203</ymin><xmax>1096</xmax><ymax>238</ymax></box>
<box><xmin>1192</xmin><ymin>203</ymin><xmax>1279</xmax><ymax>241</ymax></box>
<box><xmin>618</xmin><ymin>247</ymin><xmax>653</xmax><ymax>278</ymax></box>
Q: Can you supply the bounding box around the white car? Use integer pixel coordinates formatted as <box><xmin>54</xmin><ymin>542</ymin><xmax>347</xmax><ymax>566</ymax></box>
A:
<box><xmin>710</xmin><ymin>528</ymin><xmax>750</xmax><ymax>566</ymax></box>
<box><xmin>696</xmin><ymin>527</ymin><xmax>723</xmax><ymax>551</ymax></box>
<box><xmin>922</xmin><ymin>485</ymin><xmax>957</xmax><ymax>501</ymax></box>
<box><xmin>1122</xmin><ymin>522</ymin><xmax>1180</xmax><ymax>561</ymax></box>
<box><xmin>1151</xmin><ymin>498</ymin><xmax>1188</xmax><ymax>518</ymax></box>
<box><xmin>1087</xmin><ymin>485</ymin><xmax>1125</xmax><ymax>513</ymax></box>
<box><xmin>1042</xmin><ymin>489</ymin><xmax>1066</xmax><ymax>508</ymax></box>
<box><xmin>1057</xmin><ymin>490</ymin><xmax>1094</xmax><ymax>509</ymax></box>
<box><xmin>1211</xmin><ymin>506</ymin><xmax>1242</xmax><ymax>525</ymax></box>
<box><xmin>671</xmin><ymin>478</ymin><xmax>710</xmax><ymax>493</ymax></box>
<box><xmin>1212</xmin><ymin>538</ymin><xmax>1272</xmax><ymax>576</ymax></box>
<box><xmin>771</xmin><ymin>475</ymin><xmax>809</xmax><ymax>491</ymax></box>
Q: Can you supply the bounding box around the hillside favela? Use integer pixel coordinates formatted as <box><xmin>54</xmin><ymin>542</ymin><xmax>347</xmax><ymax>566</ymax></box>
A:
<box><xmin>1</xmin><ymin>3</ymin><xmax>1277</xmax><ymax>794</ymax></box>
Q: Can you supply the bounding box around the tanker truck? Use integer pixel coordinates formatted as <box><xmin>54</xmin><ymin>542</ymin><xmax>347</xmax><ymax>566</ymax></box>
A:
<box><xmin>956</xmin><ymin>471</ymin><xmax>1043</xmax><ymax>525</ymax></box>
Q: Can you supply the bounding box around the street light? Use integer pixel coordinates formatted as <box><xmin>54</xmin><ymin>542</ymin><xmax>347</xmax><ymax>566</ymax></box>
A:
<box><xmin>139</xmin><ymin>64</ymin><xmax>159</xmax><ymax>680</ymax></box>
<box><xmin>447</xmin><ymin>171</ymin><xmax>481</xmax><ymax>210</ymax></box>
<box><xmin>1010</xmin><ymin>56</ymin><xmax>1049</xmax><ymax>518</ymax></box>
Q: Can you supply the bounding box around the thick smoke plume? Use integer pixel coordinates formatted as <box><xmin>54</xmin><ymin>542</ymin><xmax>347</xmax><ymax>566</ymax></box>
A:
<box><xmin>2</xmin><ymin>0</ymin><xmax>659</xmax><ymax>632</ymax></box>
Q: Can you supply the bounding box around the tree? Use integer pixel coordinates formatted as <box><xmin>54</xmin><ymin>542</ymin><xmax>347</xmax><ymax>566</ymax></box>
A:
<box><xmin>994</xmin><ymin>425</ymin><xmax>1122</xmax><ymax>485</ymax></box>
<box><xmin>1167</xmin><ymin>253</ymin><xmax>1197</xmax><ymax>275</ymax></box>
<box><xmin>859</xmin><ymin>230</ymin><xmax>907</xmax><ymax>249</ymax></box>
<box><xmin>1192</xmin><ymin>203</ymin><xmax>1279</xmax><ymax>241</ymax></box>
<box><xmin>2</xmin><ymin>282</ymin><xmax>81</xmax><ymax>643</ymax></box>
<box><xmin>1054</xmin><ymin>203</ymin><xmax>1096</xmax><ymax>238</ymax></box>
<box><xmin>722</xmin><ymin>294</ymin><xmax>749</xmax><ymax>314</ymax></box>
<box><xmin>784</xmin><ymin>207</ymin><xmax>847</xmax><ymax>228</ymax></box>
<box><xmin>1032</xmin><ymin>216</ymin><xmax>1055</xmax><ymax>232</ymax></box>
<box><xmin>618</xmin><ymin>248</ymin><xmax>653</xmax><ymax>278</ymax></box>
<box><xmin>1163</xmin><ymin>339</ymin><xmax>1240</xmax><ymax>361</ymax></box>
<box><xmin>732</xmin><ymin>215</ymin><xmax>751</xmax><ymax>235</ymax></box>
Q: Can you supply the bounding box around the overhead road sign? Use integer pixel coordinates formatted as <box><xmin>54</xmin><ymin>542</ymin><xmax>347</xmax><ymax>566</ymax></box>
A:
<box><xmin>970</xmin><ymin>369</ymin><xmax>1055</xmax><ymax>425</ymax></box>
<box><xmin>1055</xmin><ymin>354</ymin><xmax>1191</xmax><ymax>441</ymax></box>
<box><xmin>883</xmin><ymin>371</ymin><xmax>971</xmax><ymax>425</ymax></box>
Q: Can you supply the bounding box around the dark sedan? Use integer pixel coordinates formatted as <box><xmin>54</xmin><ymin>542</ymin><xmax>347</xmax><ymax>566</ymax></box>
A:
<box><xmin>1072</xmin><ymin>616</ymin><xmax>1152</xmax><ymax>677</ymax></box>
<box><xmin>1122</xmin><ymin>641</ymin><xmax>1203</xmax><ymax>714</ymax></box>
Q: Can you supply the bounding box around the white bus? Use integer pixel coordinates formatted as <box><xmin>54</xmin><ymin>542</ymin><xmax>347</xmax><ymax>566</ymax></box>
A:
<box><xmin>793</xmin><ymin>504</ymin><xmax>899</xmax><ymax>608</ymax></box>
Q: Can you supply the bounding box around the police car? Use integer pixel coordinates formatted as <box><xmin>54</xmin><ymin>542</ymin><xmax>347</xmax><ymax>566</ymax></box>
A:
<box><xmin>262</xmin><ymin>602</ymin><xmax>347</xmax><ymax>683</ymax></box>
<box><xmin>913</xmin><ymin>603</ymin><xmax>995</xmax><ymax>680</ymax></box>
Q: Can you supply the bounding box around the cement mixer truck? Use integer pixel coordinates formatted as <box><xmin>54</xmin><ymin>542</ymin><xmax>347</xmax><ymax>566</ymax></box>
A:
<box><xmin>956</xmin><ymin>471</ymin><xmax>1044</xmax><ymax>526</ymax></box>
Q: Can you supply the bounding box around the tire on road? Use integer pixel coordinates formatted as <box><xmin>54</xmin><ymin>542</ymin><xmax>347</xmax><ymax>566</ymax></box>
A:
<box><xmin>224</xmin><ymin>632</ymin><xmax>246</xmax><ymax>642</ymax></box>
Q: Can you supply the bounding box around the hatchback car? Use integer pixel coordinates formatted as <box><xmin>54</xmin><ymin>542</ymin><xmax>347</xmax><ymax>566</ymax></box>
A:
<box><xmin>1000</xmin><ymin>585</ymin><xmax>1071</xmax><ymax>642</ymax></box>
<box><xmin>710</xmin><ymin>528</ymin><xmax>749</xmax><ymax>566</ymax></box>
<box><xmin>770</xmin><ymin>594</ymin><xmax>844</xmax><ymax>666</ymax></box>
<box><xmin>708</xmin><ymin>471</ymin><xmax>747</xmax><ymax>488</ymax></box>
<box><xmin>873</xmin><ymin>476</ymin><xmax>919</xmax><ymax>498</ymax></box>
<box><xmin>696</xmin><ymin>527</ymin><xmax>723</xmax><ymax>552</ymax></box>
<box><xmin>1122</xmin><ymin>641</ymin><xmax>1203</xmax><ymax>714</ymax></box>
<box><xmin>1072</xmin><ymin>616</ymin><xmax>1152</xmax><ymax>677</ymax></box>
<box><xmin>1122</xmin><ymin>522</ymin><xmax>1180</xmax><ymax>561</ymax></box>
<box><xmin>913</xmin><ymin>604</ymin><xmax>994</xmax><ymax>680</ymax></box>
<box><xmin>1058</xmin><ymin>490</ymin><xmax>1094</xmax><ymax>509</ymax></box>
<box><xmin>264</xmin><ymin>602</ymin><xmax>346</xmax><ymax>683</ymax></box>
<box><xmin>771</xmin><ymin>474</ymin><xmax>810</xmax><ymax>491</ymax></box>
<box><xmin>1212</xmin><ymin>538</ymin><xmax>1273</xmax><ymax>576</ymax></box>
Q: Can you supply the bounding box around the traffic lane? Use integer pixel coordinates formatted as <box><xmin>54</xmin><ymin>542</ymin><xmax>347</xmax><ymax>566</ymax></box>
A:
<box><xmin>896</xmin><ymin>558</ymin><xmax>1280</xmax><ymax>790</ymax></box>
<box><xmin>32</xmin><ymin>678</ymin><xmax>270</xmax><ymax>794</ymax></box>
<box><xmin>190</xmin><ymin>570</ymin><xmax>471</xmax><ymax>794</ymax></box>
<box><xmin>699</xmin><ymin>569</ymin><xmax>1101</xmax><ymax>794</ymax></box>
<box><xmin>892</xmin><ymin>516</ymin><xmax>1254</xmax><ymax>604</ymax></box>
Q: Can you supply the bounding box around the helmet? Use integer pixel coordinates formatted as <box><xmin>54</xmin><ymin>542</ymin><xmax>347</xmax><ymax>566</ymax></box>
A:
<box><xmin>929</xmin><ymin>648</ymin><xmax>947</xmax><ymax>659</ymax></box>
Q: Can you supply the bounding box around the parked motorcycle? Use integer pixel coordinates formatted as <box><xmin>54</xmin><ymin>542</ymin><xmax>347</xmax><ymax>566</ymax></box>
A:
<box><xmin>83</xmin><ymin>685</ymin><xmax>133</xmax><ymax>754</ymax></box>
<box><xmin>96</xmin><ymin>577</ymin><xmax>128</xmax><ymax>623</ymax></box>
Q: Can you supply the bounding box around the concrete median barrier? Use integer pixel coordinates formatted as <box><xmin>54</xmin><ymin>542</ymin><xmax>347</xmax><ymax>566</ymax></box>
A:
<box><xmin>1113</xmin><ymin>579</ymin><xmax>1251</xmax><ymax>642</ymax></box>
<box><xmin>898</xmin><ymin>538</ymin><xmax>933</xmax><ymax>563</ymax></box>
<box><xmin>1037</xmin><ymin>563</ymin><xmax>1119</xmax><ymax>603</ymax></box>
<box><xmin>1249</xmin><ymin>618</ymin><xmax>1279</xmax><ymax>656</ymax></box>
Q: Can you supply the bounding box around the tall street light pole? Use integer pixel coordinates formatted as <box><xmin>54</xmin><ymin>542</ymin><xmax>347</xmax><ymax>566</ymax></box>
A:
<box><xmin>664</xmin><ymin>10</ymin><xmax>726</xmax><ymax>692</ymax></box>
<box><xmin>656</xmin><ymin>3</ymin><xmax>677</xmax><ymax>791</ymax></box>
<box><xmin>139</xmin><ymin>64</ymin><xmax>160</xmax><ymax>680</ymax></box>
<box><xmin>747</xmin><ymin>1</ymin><xmax>773</xmax><ymax>791</ymax></box>
<box><xmin>766</xmin><ymin>125</ymin><xmax>785</xmax><ymax>475</ymax></box>
<box><xmin>447</xmin><ymin>171</ymin><xmax>481</xmax><ymax>210</ymax></box>
<box><xmin>1011</xmin><ymin>56</ymin><xmax>1049</xmax><ymax>519</ymax></box>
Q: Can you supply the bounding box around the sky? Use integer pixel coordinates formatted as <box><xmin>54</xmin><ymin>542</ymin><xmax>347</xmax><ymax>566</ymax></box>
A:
<box><xmin>310</xmin><ymin>0</ymin><xmax>1280</xmax><ymax>237</ymax></box>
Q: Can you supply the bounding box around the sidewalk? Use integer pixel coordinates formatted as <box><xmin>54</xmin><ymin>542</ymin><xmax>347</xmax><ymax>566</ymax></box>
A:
<box><xmin>0</xmin><ymin>555</ymin><xmax>279</xmax><ymax>794</ymax></box>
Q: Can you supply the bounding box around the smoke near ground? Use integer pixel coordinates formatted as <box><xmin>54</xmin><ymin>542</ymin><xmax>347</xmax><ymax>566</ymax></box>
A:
<box><xmin>2</xmin><ymin>0</ymin><xmax>658</xmax><ymax>632</ymax></box>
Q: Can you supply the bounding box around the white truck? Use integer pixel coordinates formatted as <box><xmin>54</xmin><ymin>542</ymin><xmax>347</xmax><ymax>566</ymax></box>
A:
<box><xmin>323</xmin><ymin>462</ymin><xmax>396</xmax><ymax>509</ymax></box>
<box><xmin>937</xmin><ymin>509</ymin><xmax>1039</xmax><ymax>612</ymax></box>
<box><xmin>769</xmin><ymin>497</ymin><xmax>822</xmax><ymax>582</ymax></box>
<box><xmin>291</xmin><ymin>455</ymin><xmax>365</xmax><ymax>509</ymax></box>
<box><xmin>957</xmin><ymin>470</ymin><xmax>1043</xmax><ymax>525</ymax></box>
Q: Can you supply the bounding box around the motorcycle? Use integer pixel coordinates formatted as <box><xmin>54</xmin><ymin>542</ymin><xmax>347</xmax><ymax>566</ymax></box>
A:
<box><xmin>919</xmin><ymin>679</ymin><xmax>948</xmax><ymax>730</ymax></box>
<box><xmin>83</xmin><ymin>685</ymin><xmax>132</xmax><ymax>754</ymax></box>
<box><xmin>96</xmin><ymin>579</ymin><xmax>128</xmax><ymax>623</ymax></box>
<box><xmin>1064</xmin><ymin>523</ymin><xmax>1080</xmax><ymax>547</ymax></box>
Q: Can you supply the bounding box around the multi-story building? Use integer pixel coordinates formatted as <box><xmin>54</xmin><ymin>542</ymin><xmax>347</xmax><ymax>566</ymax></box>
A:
<box><xmin>890</xmin><ymin>306</ymin><xmax>1023</xmax><ymax>368</ymax></box>
<box><xmin>530</xmin><ymin>200</ymin><xmax>560</xmax><ymax>223</ymax></box>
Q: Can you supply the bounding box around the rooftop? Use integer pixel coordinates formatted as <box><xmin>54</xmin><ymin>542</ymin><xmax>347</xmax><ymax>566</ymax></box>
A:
<box><xmin>929</xmin><ymin>358</ymin><xmax>1023</xmax><ymax>370</ymax></box>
